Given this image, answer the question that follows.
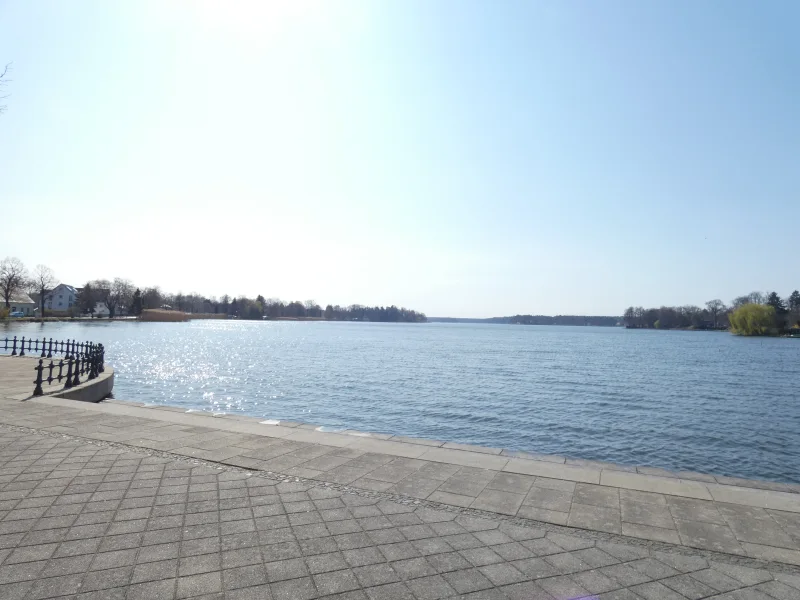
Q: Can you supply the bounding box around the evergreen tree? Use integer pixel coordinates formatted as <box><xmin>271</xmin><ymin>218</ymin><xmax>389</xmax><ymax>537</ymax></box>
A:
<box><xmin>131</xmin><ymin>288</ymin><xmax>143</xmax><ymax>316</ymax></box>
<box><xmin>79</xmin><ymin>283</ymin><xmax>96</xmax><ymax>316</ymax></box>
<box><xmin>766</xmin><ymin>292</ymin><xmax>788</xmax><ymax>332</ymax></box>
<box><xmin>766</xmin><ymin>291</ymin><xmax>787</xmax><ymax>314</ymax></box>
<box><xmin>789</xmin><ymin>290</ymin><xmax>800</xmax><ymax>311</ymax></box>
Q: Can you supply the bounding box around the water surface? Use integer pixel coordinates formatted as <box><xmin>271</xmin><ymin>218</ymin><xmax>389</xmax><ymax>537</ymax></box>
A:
<box><xmin>3</xmin><ymin>320</ymin><xmax>799</xmax><ymax>483</ymax></box>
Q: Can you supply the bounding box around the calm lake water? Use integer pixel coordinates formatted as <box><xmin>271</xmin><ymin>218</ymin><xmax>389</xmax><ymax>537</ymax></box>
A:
<box><xmin>3</xmin><ymin>320</ymin><xmax>799</xmax><ymax>483</ymax></box>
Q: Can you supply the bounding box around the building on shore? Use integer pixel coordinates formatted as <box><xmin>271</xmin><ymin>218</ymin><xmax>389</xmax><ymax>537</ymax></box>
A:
<box><xmin>9</xmin><ymin>294</ymin><xmax>37</xmax><ymax>316</ymax></box>
<box><xmin>44</xmin><ymin>284</ymin><xmax>78</xmax><ymax>312</ymax></box>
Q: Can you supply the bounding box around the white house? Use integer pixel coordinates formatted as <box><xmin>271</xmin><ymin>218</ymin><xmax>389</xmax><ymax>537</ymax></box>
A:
<box><xmin>45</xmin><ymin>284</ymin><xmax>78</xmax><ymax>312</ymax></box>
<box><xmin>9</xmin><ymin>294</ymin><xmax>37</xmax><ymax>316</ymax></box>
<box><xmin>93</xmin><ymin>302</ymin><xmax>110</xmax><ymax>317</ymax></box>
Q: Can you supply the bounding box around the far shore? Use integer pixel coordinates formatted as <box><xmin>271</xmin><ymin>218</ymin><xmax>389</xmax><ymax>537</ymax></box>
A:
<box><xmin>4</xmin><ymin>315</ymin><xmax>798</xmax><ymax>336</ymax></box>
<box><xmin>1</xmin><ymin>316</ymin><xmax>133</xmax><ymax>323</ymax></box>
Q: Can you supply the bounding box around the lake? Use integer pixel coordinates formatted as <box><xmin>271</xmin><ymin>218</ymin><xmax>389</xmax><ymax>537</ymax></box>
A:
<box><xmin>2</xmin><ymin>320</ymin><xmax>799</xmax><ymax>483</ymax></box>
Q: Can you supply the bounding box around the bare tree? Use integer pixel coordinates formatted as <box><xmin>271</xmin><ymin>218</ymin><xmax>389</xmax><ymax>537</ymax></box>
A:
<box><xmin>90</xmin><ymin>279</ymin><xmax>112</xmax><ymax>317</ymax></box>
<box><xmin>110</xmin><ymin>278</ymin><xmax>134</xmax><ymax>317</ymax></box>
<box><xmin>0</xmin><ymin>257</ymin><xmax>28</xmax><ymax>308</ymax></box>
<box><xmin>0</xmin><ymin>63</ymin><xmax>11</xmax><ymax>115</ymax></box>
<box><xmin>188</xmin><ymin>292</ymin><xmax>205</xmax><ymax>313</ymax></box>
<box><xmin>31</xmin><ymin>265</ymin><xmax>58</xmax><ymax>317</ymax></box>
<box><xmin>78</xmin><ymin>283</ymin><xmax>96</xmax><ymax>316</ymax></box>
<box><xmin>705</xmin><ymin>299</ymin><xmax>726</xmax><ymax>329</ymax></box>
<box><xmin>304</xmin><ymin>299</ymin><xmax>321</xmax><ymax>317</ymax></box>
<box><xmin>731</xmin><ymin>295</ymin><xmax>750</xmax><ymax>309</ymax></box>
<box><xmin>730</xmin><ymin>292</ymin><xmax>765</xmax><ymax>308</ymax></box>
<box><xmin>89</xmin><ymin>278</ymin><xmax>133</xmax><ymax>317</ymax></box>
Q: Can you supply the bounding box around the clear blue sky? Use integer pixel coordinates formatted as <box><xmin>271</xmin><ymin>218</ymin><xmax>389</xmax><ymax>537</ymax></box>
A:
<box><xmin>1</xmin><ymin>1</ymin><xmax>797</xmax><ymax>317</ymax></box>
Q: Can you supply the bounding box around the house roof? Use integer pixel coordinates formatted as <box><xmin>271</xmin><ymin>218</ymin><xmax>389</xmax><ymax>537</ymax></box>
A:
<box><xmin>46</xmin><ymin>284</ymin><xmax>77</xmax><ymax>297</ymax></box>
<box><xmin>10</xmin><ymin>294</ymin><xmax>35</xmax><ymax>305</ymax></box>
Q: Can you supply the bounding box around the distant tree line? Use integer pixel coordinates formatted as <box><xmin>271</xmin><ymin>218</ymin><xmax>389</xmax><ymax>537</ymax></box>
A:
<box><xmin>506</xmin><ymin>315</ymin><xmax>619</xmax><ymax>326</ymax></box>
<box><xmin>0</xmin><ymin>257</ymin><xmax>426</xmax><ymax>322</ymax></box>
<box><xmin>240</xmin><ymin>298</ymin><xmax>425</xmax><ymax>322</ymax></box>
<box><xmin>85</xmin><ymin>286</ymin><xmax>426</xmax><ymax>322</ymax></box>
<box><xmin>427</xmin><ymin>315</ymin><xmax>621</xmax><ymax>326</ymax></box>
<box><xmin>623</xmin><ymin>290</ymin><xmax>800</xmax><ymax>334</ymax></box>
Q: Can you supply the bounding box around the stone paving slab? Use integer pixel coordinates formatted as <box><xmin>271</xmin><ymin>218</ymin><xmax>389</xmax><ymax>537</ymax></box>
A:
<box><xmin>0</xmin><ymin>357</ymin><xmax>41</xmax><ymax>401</ymax></box>
<box><xmin>1</xmin><ymin>426</ymin><xmax>800</xmax><ymax>600</ymax></box>
<box><xmin>0</xmin><ymin>391</ymin><xmax>797</xmax><ymax>573</ymax></box>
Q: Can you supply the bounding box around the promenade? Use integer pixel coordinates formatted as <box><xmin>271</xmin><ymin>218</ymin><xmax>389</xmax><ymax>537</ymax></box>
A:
<box><xmin>1</xmin><ymin>356</ymin><xmax>799</xmax><ymax>598</ymax></box>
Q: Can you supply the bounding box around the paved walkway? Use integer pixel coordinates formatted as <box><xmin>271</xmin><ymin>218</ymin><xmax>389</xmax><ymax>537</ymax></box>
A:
<box><xmin>1</xmin><ymin>358</ymin><xmax>800</xmax><ymax>598</ymax></box>
<box><xmin>0</xmin><ymin>356</ymin><xmax>42</xmax><ymax>401</ymax></box>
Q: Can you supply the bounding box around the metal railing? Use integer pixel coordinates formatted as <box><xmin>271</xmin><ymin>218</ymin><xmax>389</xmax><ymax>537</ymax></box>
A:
<box><xmin>1</xmin><ymin>336</ymin><xmax>106</xmax><ymax>396</ymax></box>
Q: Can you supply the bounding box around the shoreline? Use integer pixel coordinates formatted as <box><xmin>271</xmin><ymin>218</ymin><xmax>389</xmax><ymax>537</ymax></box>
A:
<box><xmin>109</xmin><ymin>397</ymin><xmax>800</xmax><ymax>493</ymax></box>
<box><xmin>3</xmin><ymin>353</ymin><xmax>796</xmax><ymax>494</ymax></box>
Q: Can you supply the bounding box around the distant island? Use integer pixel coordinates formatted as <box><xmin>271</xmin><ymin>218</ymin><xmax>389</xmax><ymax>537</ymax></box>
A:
<box><xmin>429</xmin><ymin>315</ymin><xmax>621</xmax><ymax>327</ymax></box>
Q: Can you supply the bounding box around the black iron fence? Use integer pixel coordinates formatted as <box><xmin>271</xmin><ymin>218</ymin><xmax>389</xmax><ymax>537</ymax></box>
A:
<box><xmin>1</xmin><ymin>336</ymin><xmax>106</xmax><ymax>397</ymax></box>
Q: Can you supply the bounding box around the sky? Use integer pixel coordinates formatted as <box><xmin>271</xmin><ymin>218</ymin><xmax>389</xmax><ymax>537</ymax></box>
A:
<box><xmin>0</xmin><ymin>1</ymin><xmax>798</xmax><ymax>318</ymax></box>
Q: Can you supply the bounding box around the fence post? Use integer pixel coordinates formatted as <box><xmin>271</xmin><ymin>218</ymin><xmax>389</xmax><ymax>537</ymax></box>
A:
<box><xmin>40</xmin><ymin>339</ymin><xmax>46</xmax><ymax>358</ymax></box>
<box><xmin>33</xmin><ymin>360</ymin><xmax>44</xmax><ymax>396</ymax></box>
<box><xmin>72</xmin><ymin>356</ymin><xmax>81</xmax><ymax>387</ymax></box>
<box><xmin>88</xmin><ymin>349</ymin><xmax>97</xmax><ymax>380</ymax></box>
<box><xmin>64</xmin><ymin>358</ymin><xmax>74</xmax><ymax>389</ymax></box>
<box><xmin>19</xmin><ymin>337</ymin><xmax>25</xmax><ymax>357</ymax></box>
<box><xmin>47</xmin><ymin>338</ymin><xmax>53</xmax><ymax>358</ymax></box>
<box><xmin>11</xmin><ymin>336</ymin><xmax>17</xmax><ymax>356</ymax></box>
